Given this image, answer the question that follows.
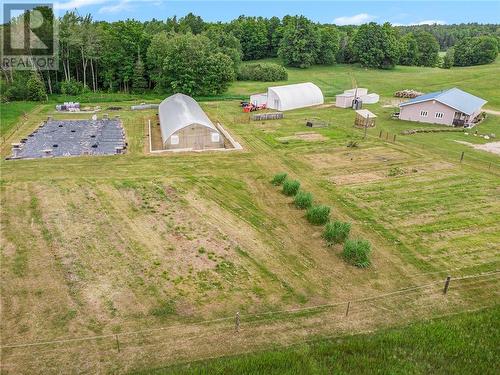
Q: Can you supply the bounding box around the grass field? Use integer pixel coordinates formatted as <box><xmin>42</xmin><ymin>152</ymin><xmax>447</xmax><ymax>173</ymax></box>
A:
<box><xmin>0</xmin><ymin>101</ymin><xmax>39</xmax><ymax>137</ymax></box>
<box><xmin>140</xmin><ymin>306</ymin><xmax>500</xmax><ymax>375</ymax></box>
<box><xmin>1</xmin><ymin>59</ymin><xmax>499</xmax><ymax>374</ymax></box>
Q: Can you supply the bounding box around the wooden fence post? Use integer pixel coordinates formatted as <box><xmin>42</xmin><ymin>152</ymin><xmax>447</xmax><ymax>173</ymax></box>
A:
<box><xmin>115</xmin><ymin>335</ymin><xmax>120</xmax><ymax>352</ymax></box>
<box><xmin>235</xmin><ymin>311</ymin><xmax>240</xmax><ymax>332</ymax></box>
<box><xmin>460</xmin><ymin>151</ymin><xmax>464</xmax><ymax>163</ymax></box>
<box><xmin>345</xmin><ymin>301</ymin><xmax>351</xmax><ymax>317</ymax></box>
<box><xmin>385</xmin><ymin>132</ymin><xmax>389</xmax><ymax>140</ymax></box>
<box><xmin>379</xmin><ymin>130</ymin><xmax>382</xmax><ymax>138</ymax></box>
<box><xmin>443</xmin><ymin>276</ymin><xmax>451</xmax><ymax>294</ymax></box>
<box><xmin>393</xmin><ymin>134</ymin><xmax>396</xmax><ymax>142</ymax></box>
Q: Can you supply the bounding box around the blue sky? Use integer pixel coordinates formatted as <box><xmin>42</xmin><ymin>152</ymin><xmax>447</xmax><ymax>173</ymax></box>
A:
<box><xmin>11</xmin><ymin>1</ymin><xmax>500</xmax><ymax>24</ymax></box>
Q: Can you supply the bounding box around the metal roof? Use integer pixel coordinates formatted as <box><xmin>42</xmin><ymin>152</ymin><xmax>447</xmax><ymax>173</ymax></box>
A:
<box><xmin>267</xmin><ymin>82</ymin><xmax>324</xmax><ymax>111</ymax></box>
<box><xmin>399</xmin><ymin>87</ymin><xmax>487</xmax><ymax>115</ymax></box>
<box><xmin>158</xmin><ymin>93</ymin><xmax>218</xmax><ymax>143</ymax></box>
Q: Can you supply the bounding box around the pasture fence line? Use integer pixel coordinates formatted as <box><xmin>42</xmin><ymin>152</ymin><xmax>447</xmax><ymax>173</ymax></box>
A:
<box><xmin>1</xmin><ymin>270</ymin><xmax>498</xmax><ymax>350</ymax></box>
<box><xmin>1</xmin><ymin>270</ymin><xmax>498</xmax><ymax>374</ymax></box>
<box><xmin>371</xmin><ymin>127</ymin><xmax>500</xmax><ymax>175</ymax></box>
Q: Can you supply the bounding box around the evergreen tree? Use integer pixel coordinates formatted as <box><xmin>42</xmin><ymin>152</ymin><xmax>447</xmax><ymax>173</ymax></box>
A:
<box><xmin>26</xmin><ymin>71</ymin><xmax>47</xmax><ymax>101</ymax></box>
<box><xmin>132</xmin><ymin>54</ymin><xmax>147</xmax><ymax>93</ymax></box>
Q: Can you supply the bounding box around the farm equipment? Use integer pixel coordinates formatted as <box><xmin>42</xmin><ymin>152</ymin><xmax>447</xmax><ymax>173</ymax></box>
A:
<box><xmin>243</xmin><ymin>103</ymin><xmax>267</xmax><ymax>113</ymax></box>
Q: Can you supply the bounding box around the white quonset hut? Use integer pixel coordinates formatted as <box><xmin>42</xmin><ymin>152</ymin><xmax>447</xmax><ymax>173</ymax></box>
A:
<box><xmin>158</xmin><ymin>93</ymin><xmax>224</xmax><ymax>150</ymax></box>
<box><xmin>250</xmin><ymin>82</ymin><xmax>324</xmax><ymax>111</ymax></box>
<box><xmin>267</xmin><ymin>82</ymin><xmax>324</xmax><ymax>111</ymax></box>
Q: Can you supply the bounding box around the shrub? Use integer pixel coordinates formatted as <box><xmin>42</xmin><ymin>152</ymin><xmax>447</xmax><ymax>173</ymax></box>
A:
<box><xmin>282</xmin><ymin>179</ymin><xmax>300</xmax><ymax>196</ymax></box>
<box><xmin>271</xmin><ymin>172</ymin><xmax>288</xmax><ymax>186</ymax></box>
<box><xmin>293</xmin><ymin>191</ymin><xmax>313</xmax><ymax>209</ymax></box>
<box><xmin>342</xmin><ymin>239</ymin><xmax>371</xmax><ymax>268</ymax></box>
<box><xmin>323</xmin><ymin>221</ymin><xmax>351</xmax><ymax>245</ymax></box>
<box><xmin>61</xmin><ymin>80</ymin><xmax>84</xmax><ymax>96</ymax></box>
<box><xmin>237</xmin><ymin>63</ymin><xmax>288</xmax><ymax>81</ymax></box>
<box><xmin>388</xmin><ymin>167</ymin><xmax>406</xmax><ymax>177</ymax></box>
<box><xmin>306</xmin><ymin>205</ymin><xmax>330</xmax><ymax>225</ymax></box>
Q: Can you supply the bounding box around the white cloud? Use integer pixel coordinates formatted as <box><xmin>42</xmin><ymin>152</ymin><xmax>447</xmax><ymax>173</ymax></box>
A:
<box><xmin>98</xmin><ymin>0</ymin><xmax>132</xmax><ymax>14</ymax></box>
<box><xmin>333</xmin><ymin>13</ymin><xmax>376</xmax><ymax>26</ymax></box>
<box><xmin>415</xmin><ymin>20</ymin><xmax>447</xmax><ymax>25</ymax></box>
<box><xmin>394</xmin><ymin>20</ymin><xmax>447</xmax><ymax>26</ymax></box>
<box><xmin>54</xmin><ymin>0</ymin><xmax>109</xmax><ymax>11</ymax></box>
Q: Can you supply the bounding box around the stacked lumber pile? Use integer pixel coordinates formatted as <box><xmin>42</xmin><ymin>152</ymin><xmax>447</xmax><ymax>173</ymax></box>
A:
<box><xmin>252</xmin><ymin>112</ymin><xmax>283</xmax><ymax>121</ymax></box>
<box><xmin>394</xmin><ymin>90</ymin><xmax>423</xmax><ymax>98</ymax></box>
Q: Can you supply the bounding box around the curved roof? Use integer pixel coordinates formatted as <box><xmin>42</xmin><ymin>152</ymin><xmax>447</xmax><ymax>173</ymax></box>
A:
<box><xmin>399</xmin><ymin>87</ymin><xmax>487</xmax><ymax>115</ymax></box>
<box><xmin>268</xmin><ymin>82</ymin><xmax>324</xmax><ymax>111</ymax></box>
<box><xmin>158</xmin><ymin>93</ymin><xmax>218</xmax><ymax>142</ymax></box>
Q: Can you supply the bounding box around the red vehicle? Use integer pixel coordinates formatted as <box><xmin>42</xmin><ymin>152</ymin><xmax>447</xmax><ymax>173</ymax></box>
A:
<box><xmin>242</xmin><ymin>103</ymin><xmax>267</xmax><ymax>113</ymax></box>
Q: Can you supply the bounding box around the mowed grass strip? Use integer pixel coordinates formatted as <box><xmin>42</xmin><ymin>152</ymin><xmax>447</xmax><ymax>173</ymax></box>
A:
<box><xmin>136</xmin><ymin>305</ymin><xmax>500</xmax><ymax>375</ymax></box>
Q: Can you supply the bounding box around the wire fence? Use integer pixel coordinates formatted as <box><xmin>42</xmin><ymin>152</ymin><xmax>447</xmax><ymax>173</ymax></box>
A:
<box><xmin>1</xmin><ymin>271</ymin><xmax>499</xmax><ymax>374</ymax></box>
<box><xmin>372</xmin><ymin>128</ymin><xmax>500</xmax><ymax>175</ymax></box>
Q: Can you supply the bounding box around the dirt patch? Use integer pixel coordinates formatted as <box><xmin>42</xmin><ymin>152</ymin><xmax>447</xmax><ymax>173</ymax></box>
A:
<box><xmin>483</xmin><ymin>109</ymin><xmax>500</xmax><ymax>116</ymax></box>
<box><xmin>317</xmin><ymin>102</ymin><xmax>335</xmax><ymax>109</ymax></box>
<box><xmin>330</xmin><ymin>161</ymin><xmax>456</xmax><ymax>185</ymax></box>
<box><xmin>305</xmin><ymin>147</ymin><xmax>412</xmax><ymax>170</ymax></box>
<box><xmin>454</xmin><ymin>141</ymin><xmax>500</xmax><ymax>155</ymax></box>
<box><xmin>277</xmin><ymin>132</ymin><xmax>328</xmax><ymax>142</ymax></box>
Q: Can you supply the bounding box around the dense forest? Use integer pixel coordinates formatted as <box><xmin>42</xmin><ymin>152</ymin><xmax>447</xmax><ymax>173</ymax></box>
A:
<box><xmin>1</xmin><ymin>7</ymin><xmax>498</xmax><ymax>101</ymax></box>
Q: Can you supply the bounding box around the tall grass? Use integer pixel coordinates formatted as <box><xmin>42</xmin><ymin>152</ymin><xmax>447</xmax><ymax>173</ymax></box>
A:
<box><xmin>282</xmin><ymin>179</ymin><xmax>300</xmax><ymax>196</ymax></box>
<box><xmin>306</xmin><ymin>205</ymin><xmax>330</xmax><ymax>225</ymax></box>
<box><xmin>323</xmin><ymin>221</ymin><xmax>351</xmax><ymax>245</ymax></box>
<box><xmin>146</xmin><ymin>306</ymin><xmax>500</xmax><ymax>375</ymax></box>
<box><xmin>342</xmin><ymin>239</ymin><xmax>371</xmax><ymax>268</ymax></box>
<box><xmin>293</xmin><ymin>191</ymin><xmax>313</xmax><ymax>209</ymax></box>
<box><xmin>271</xmin><ymin>172</ymin><xmax>288</xmax><ymax>186</ymax></box>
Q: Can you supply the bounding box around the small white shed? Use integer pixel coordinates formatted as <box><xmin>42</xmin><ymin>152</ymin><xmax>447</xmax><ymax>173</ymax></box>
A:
<box><xmin>335</xmin><ymin>93</ymin><xmax>355</xmax><ymax>108</ymax></box>
<box><xmin>250</xmin><ymin>93</ymin><xmax>268</xmax><ymax>106</ymax></box>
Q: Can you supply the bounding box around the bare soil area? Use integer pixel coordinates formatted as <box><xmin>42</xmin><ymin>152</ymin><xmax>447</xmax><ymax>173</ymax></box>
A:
<box><xmin>454</xmin><ymin>141</ymin><xmax>500</xmax><ymax>155</ymax></box>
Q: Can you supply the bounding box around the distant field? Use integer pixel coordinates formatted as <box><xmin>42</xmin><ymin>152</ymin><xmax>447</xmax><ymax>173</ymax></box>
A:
<box><xmin>1</xmin><ymin>60</ymin><xmax>499</xmax><ymax>373</ymax></box>
<box><xmin>142</xmin><ymin>306</ymin><xmax>500</xmax><ymax>375</ymax></box>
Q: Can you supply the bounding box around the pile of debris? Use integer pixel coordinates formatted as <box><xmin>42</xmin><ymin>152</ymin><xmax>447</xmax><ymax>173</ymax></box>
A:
<box><xmin>401</xmin><ymin>128</ymin><xmax>465</xmax><ymax>135</ymax></box>
<box><xmin>394</xmin><ymin>90</ymin><xmax>423</xmax><ymax>98</ymax></box>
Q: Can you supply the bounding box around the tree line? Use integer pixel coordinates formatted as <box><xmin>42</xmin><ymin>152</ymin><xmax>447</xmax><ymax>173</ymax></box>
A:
<box><xmin>1</xmin><ymin>8</ymin><xmax>498</xmax><ymax>101</ymax></box>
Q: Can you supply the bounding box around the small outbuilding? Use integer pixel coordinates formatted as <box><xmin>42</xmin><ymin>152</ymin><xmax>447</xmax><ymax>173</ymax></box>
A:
<box><xmin>249</xmin><ymin>82</ymin><xmax>324</xmax><ymax>111</ymax></box>
<box><xmin>335</xmin><ymin>88</ymin><xmax>379</xmax><ymax>108</ymax></box>
<box><xmin>158</xmin><ymin>93</ymin><xmax>224</xmax><ymax>150</ymax></box>
<box><xmin>398</xmin><ymin>87</ymin><xmax>487</xmax><ymax>127</ymax></box>
<box><xmin>354</xmin><ymin>109</ymin><xmax>377</xmax><ymax>128</ymax></box>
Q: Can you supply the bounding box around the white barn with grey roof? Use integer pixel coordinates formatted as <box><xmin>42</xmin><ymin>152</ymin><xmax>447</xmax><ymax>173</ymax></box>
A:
<box><xmin>158</xmin><ymin>93</ymin><xmax>224</xmax><ymax>150</ymax></box>
<box><xmin>399</xmin><ymin>88</ymin><xmax>487</xmax><ymax>127</ymax></box>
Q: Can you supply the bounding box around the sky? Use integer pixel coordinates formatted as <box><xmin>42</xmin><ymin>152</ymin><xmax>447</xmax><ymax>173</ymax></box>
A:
<box><xmin>5</xmin><ymin>1</ymin><xmax>500</xmax><ymax>25</ymax></box>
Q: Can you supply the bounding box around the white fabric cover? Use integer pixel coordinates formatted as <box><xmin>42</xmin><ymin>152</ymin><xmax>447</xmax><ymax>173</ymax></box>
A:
<box><xmin>158</xmin><ymin>93</ymin><xmax>219</xmax><ymax>144</ymax></box>
<box><xmin>266</xmin><ymin>82</ymin><xmax>324</xmax><ymax>111</ymax></box>
<box><xmin>344</xmin><ymin>88</ymin><xmax>368</xmax><ymax>96</ymax></box>
<box><xmin>360</xmin><ymin>93</ymin><xmax>380</xmax><ymax>104</ymax></box>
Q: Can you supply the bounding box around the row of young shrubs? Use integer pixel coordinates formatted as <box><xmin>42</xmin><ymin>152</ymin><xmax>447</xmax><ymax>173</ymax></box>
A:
<box><xmin>237</xmin><ymin>63</ymin><xmax>288</xmax><ymax>82</ymax></box>
<box><xmin>271</xmin><ymin>172</ymin><xmax>371</xmax><ymax>268</ymax></box>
